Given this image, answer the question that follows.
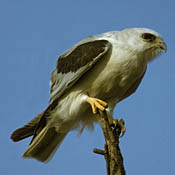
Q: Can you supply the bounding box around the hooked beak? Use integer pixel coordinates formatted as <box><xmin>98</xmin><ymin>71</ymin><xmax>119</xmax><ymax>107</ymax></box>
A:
<box><xmin>157</xmin><ymin>41</ymin><xmax>167</xmax><ymax>52</ymax></box>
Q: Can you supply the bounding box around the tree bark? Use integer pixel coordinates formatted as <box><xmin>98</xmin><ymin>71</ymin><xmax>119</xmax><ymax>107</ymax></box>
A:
<box><xmin>93</xmin><ymin>110</ymin><xmax>126</xmax><ymax>175</ymax></box>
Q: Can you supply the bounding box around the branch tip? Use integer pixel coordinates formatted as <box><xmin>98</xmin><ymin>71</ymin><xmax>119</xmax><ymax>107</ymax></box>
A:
<box><xmin>93</xmin><ymin>148</ymin><xmax>106</xmax><ymax>155</ymax></box>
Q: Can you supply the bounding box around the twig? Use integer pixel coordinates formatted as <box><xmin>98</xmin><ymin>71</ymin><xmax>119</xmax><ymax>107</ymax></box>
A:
<box><xmin>93</xmin><ymin>148</ymin><xmax>106</xmax><ymax>155</ymax></box>
<box><xmin>93</xmin><ymin>110</ymin><xmax>126</xmax><ymax>175</ymax></box>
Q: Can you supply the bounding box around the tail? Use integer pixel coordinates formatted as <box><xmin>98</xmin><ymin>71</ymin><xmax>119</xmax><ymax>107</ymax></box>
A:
<box><xmin>23</xmin><ymin>127</ymin><xmax>67</xmax><ymax>162</ymax></box>
<box><xmin>11</xmin><ymin>113</ymin><xmax>43</xmax><ymax>142</ymax></box>
<box><xmin>11</xmin><ymin>112</ymin><xmax>67</xmax><ymax>162</ymax></box>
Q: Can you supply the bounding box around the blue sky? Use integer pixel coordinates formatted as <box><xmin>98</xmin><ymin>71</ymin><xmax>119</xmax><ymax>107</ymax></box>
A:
<box><xmin>0</xmin><ymin>0</ymin><xmax>174</xmax><ymax>174</ymax></box>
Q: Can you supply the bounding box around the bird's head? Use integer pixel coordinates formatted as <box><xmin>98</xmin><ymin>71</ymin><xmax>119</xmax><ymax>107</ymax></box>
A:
<box><xmin>121</xmin><ymin>28</ymin><xmax>167</xmax><ymax>62</ymax></box>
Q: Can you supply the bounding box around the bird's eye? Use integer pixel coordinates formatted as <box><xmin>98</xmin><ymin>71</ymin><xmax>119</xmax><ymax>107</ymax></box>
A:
<box><xmin>141</xmin><ymin>33</ymin><xmax>156</xmax><ymax>42</ymax></box>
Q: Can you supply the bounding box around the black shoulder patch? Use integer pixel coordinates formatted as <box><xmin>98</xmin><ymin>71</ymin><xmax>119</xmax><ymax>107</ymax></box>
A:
<box><xmin>56</xmin><ymin>40</ymin><xmax>110</xmax><ymax>73</ymax></box>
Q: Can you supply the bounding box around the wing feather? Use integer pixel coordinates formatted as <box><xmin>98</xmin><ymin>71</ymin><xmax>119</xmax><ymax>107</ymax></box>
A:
<box><xmin>49</xmin><ymin>39</ymin><xmax>111</xmax><ymax>104</ymax></box>
<box><xmin>30</xmin><ymin>40</ymin><xmax>111</xmax><ymax>141</ymax></box>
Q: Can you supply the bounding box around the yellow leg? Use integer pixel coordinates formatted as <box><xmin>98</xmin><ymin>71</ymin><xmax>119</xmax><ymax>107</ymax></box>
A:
<box><xmin>86</xmin><ymin>97</ymin><xmax>108</xmax><ymax>114</ymax></box>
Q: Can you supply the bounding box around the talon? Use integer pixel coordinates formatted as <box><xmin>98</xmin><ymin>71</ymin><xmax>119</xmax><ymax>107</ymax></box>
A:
<box><xmin>119</xmin><ymin>119</ymin><xmax>126</xmax><ymax>137</ymax></box>
<box><xmin>110</xmin><ymin>119</ymin><xmax>126</xmax><ymax>137</ymax></box>
<box><xmin>110</xmin><ymin>119</ymin><xmax>118</xmax><ymax>128</ymax></box>
<box><xmin>86</xmin><ymin>97</ymin><xmax>108</xmax><ymax>114</ymax></box>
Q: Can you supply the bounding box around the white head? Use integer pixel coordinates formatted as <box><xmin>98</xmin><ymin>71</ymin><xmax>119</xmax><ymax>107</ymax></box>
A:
<box><xmin>119</xmin><ymin>28</ymin><xmax>167</xmax><ymax>62</ymax></box>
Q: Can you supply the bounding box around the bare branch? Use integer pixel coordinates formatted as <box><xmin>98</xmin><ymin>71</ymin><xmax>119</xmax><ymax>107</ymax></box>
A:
<box><xmin>93</xmin><ymin>148</ymin><xmax>106</xmax><ymax>155</ymax></box>
<box><xmin>93</xmin><ymin>110</ymin><xmax>126</xmax><ymax>175</ymax></box>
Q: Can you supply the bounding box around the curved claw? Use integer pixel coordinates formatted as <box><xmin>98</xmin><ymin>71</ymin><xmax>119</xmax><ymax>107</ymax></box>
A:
<box><xmin>111</xmin><ymin>119</ymin><xmax>126</xmax><ymax>137</ymax></box>
<box><xmin>119</xmin><ymin>119</ymin><xmax>126</xmax><ymax>138</ymax></box>
<box><xmin>119</xmin><ymin>128</ymin><xmax>126</xmax><ymax>138</ymax></box>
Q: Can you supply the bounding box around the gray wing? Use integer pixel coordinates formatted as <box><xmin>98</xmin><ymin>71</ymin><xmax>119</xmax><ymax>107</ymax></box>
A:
<box><xmin>28</xmin><ymin>39</ymin><xmax>111</xmax><ymax>143</ymax></box>
<box><xmin>49</xmin><ymin>39</ymin><xmax>112</xmax><ymax>104</ymax></box>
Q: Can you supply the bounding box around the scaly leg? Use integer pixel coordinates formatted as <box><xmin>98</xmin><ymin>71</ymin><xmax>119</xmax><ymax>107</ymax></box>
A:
<box><xmin>86</xmin><ymin>97</ymin><xmax>108</xmax><ymax>114</ymax></box>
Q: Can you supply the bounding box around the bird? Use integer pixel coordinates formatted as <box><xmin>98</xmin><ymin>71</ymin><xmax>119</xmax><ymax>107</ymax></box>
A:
<box><xmin>10</xmin><ymin>28</ymin><xmax>167</xmax><ymax>163</ymax></box>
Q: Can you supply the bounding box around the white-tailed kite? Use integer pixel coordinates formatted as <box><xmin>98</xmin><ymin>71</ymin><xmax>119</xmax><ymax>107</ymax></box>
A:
<box><xmin>11</xmin><ymin>28</ymin><xmax>166</xmax><ymax>162</ymax></box>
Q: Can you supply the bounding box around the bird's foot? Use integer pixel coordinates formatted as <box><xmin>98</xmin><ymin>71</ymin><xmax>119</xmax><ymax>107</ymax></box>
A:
<box><xmin>110</xmin><ymin>119</ymin><xmax>126</xmax><ymax>137</ymax></box>
<box><xmin>86</xmin><ymin>97</ymin><xmax>108</xmax><ymax>114</ymax></box>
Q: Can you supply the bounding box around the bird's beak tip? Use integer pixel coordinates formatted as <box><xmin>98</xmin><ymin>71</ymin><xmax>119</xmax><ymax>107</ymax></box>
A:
<box><xmin>160</xmin><ymin>42</ymin><xmax>167</xmax><ymax>53</ymax></box>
